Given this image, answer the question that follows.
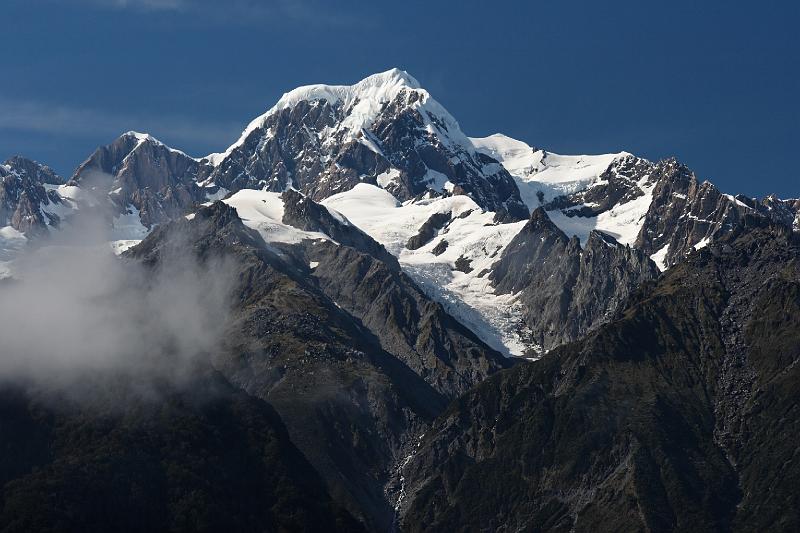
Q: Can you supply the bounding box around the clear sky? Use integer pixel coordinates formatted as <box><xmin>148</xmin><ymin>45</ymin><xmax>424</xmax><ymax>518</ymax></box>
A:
<box><xmin>2</xmin><ymin>0</ymin><xmax>797</xmax><ymax>197</ymax></box>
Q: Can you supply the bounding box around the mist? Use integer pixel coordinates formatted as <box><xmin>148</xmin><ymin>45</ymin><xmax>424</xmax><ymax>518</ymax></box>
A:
<box><xmin>0</xmin><ymin>204</ymin><xmax>237</xmax><ymax>390</ymax></box>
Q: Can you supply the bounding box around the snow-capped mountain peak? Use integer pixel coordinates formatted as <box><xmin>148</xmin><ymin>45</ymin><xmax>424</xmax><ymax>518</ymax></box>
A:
<box><xmin>202</xmin><ymin>69</ymin><xmax>528</xmax><ymax>221</ymax></box>
<box><xmin>208</xmin><ymin>68</ymin><xmax>472</xmax><ymax>165</ymax></box>
<box><xmin>123</xmin><ymin>130</ymin><xmax>161</xmax><ymax>143</ymax></box>
<box><xmin>2</xmin><ymin>67</ymin><xmax>797</xmax><ymax>370</ymax></box>
<box><xmin>470</xmin><ymin>133</ymin><xmax>539</xmax><ymax>163</ymax></box>
<box><xmin>121</xmin><ymin>131</ymin><xmax>199</xmax><ymax>160</ymax></box>
<box><xmin>273</xmin><ymin>67</ymin><xmax>422</xmax><ymax>112</ymax></box>
<box><xmin>471</xmin><ymin>133</ymin><xmax>632</xmax><ymax>206</ymax></box>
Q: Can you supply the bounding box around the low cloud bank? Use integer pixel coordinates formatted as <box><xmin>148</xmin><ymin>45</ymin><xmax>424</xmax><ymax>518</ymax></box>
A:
<box><xmin>0</xmin><ymin>209</ymin><xmax>236</xmax><ymax>389</ymax></box>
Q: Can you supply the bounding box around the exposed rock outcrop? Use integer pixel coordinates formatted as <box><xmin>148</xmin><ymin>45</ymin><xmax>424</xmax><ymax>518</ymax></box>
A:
<box><xmin>399</xmin><ymin>218</ymin><xmax>800</xmax><ymax>532</ymax></box>
<box><xmin>490</xmin><ymin>207</ymin><xmax>659</xmax><ymax>351</ymax></box>
<box><xmin>71</xmin><ymin>132</ymin><xmax>213</xmax><ymax>227</ymax></box>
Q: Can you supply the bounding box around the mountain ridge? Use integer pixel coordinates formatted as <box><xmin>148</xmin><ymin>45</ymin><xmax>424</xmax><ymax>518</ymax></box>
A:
<box><xmin>1</xmin><ymin>69</ymin><xmax>797</xmax><ymax>358</ymax></box>
<box><xmin>0</xmin><ymin>69</ymin><xmax>799</xmax><ymax>532</ymax></box>
<box><xmin>397</xmin><ymin>216</ymin><xmax>800</xmax><ymax>531</ymax></box>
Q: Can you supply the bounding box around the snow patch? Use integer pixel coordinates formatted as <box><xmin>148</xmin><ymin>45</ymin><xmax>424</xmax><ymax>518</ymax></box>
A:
<box><xmin>0</xmin><ymin>226</ymin><xmax>27</xmax><ymax>277</ymax></box>
<box><xmin>471</xmin><ymin>133</ymin><xmax>629</xmax><ymax>207</ymax></box>
<box><xmin>376</xmin><ymin>168</ymin><xmax>401</xmax><ymax>188</ymax></box>
<box><xmin>323</xmin><ymin>183</ymin><xmax>531</xmax><ymax>356</ymax></box>
<box><xmin>545</xmin><ymin>178</ymin><xmax>655</xmax><ymax>246</ymax></box>
<box><xmin>205</xmin><ymin>187</ymin><xmax>229</xmax><ymax>202</ymax></box>
<box><xmin>110</xmin><ymin>240</ymin><xmax>142</xmax><ymax>255</ymax></box>
<box><xmin>724</xmin><ymin>193</ymin><xmax>752</xmax><ymax>209</ymax></box>
<box><xmin>109</xmin><ymin>206</ymin><xmax>150</xmax><ymax>254</ymax></box>
<box><xmin>122</xmin><ymin>131</ymin><xmax>199</xmax><ymax>160</ymax></box>
<box><xmin>693</xmin><ymin>237</ymin><xmax>711</xmax><ymax>250</ymax></box>
<box><xmin>223</xmin><ymin>189</ymin><xmax>332</xmax><ymax>244</ymax></box>
<box><xmin>54</xmin><ymin>184</ymin><xmax>98</xmax><ymax>208</ymax></box>
<box><xmin>650</xmin><ymin>244</ymin><xmax>670</xmax><ymax>271</ymax></box>
<box><xmin>423</xmin><ymin>168</ymin><xmax>449</xmax><ymax>192</ymax></box>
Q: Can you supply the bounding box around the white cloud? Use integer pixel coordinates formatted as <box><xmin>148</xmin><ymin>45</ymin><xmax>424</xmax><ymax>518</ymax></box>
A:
<box><xmin>85</xmin><ymin>0</ymin><xmax>186</xmax><ymax>11</ymax></box>
<box><xmin>0</xmin><ymin>211</ymin><xmax>238</xmax><ymax>387</ymax></box>
<box><xmin>43</xmin><ymin>0</ymin><xmax>373</xmax><ymax>27</ymax></box>
<box><xmin>0</xmin><ymin>96</ymin><xmax>241</xmax><ymax>155</ymax></box>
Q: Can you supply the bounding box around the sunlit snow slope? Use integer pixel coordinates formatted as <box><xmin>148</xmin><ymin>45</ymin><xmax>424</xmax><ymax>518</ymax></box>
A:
<box><xmin>322</xmin><ymin>184</ymin><xmax>530</xmax><ymax>356</ymax></box>
<box><xmin>471</xmin><ymin>134</ymin><xmax>628</xmax><ymax>205</ymax></box>
<box><xmin>472</xmin><ymin>133</ymin><xmax>654</xmax><ymax>247</ymax></box>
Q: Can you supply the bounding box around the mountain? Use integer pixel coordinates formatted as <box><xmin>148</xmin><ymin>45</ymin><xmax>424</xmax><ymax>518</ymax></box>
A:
<box><xmin>3</xmin><ymin>156</ymin><xmax>63</xmax><ymax>186</ymax></box>
<box><xmin>70</xmin><ymin>131</ymin><xmax>217</xmax><ymax>227</ymax></box>
<box><xmin>202</xmin><ymin>69</ymin><xmax>529</xmax><ymax>223</ymax></box>
<box><xmin>489</xmin><ymin>207</ymin><xmax>659</xmax><ymax>352</ymax></box>
<box><xmin>1</xmin><ymin>157</ymin><xmax>66</xmax><ymax>234</ymax></box>
<box><xmin>476</xmin><ymin>133</ymin><xmax>800</xmax><ymax>270</ymax></box>
<box><xmin>471</xmin><ymin>133</ymin><xmax>631</xmax><ymax>208</ymax></box>
<box><xmin>636</xmin><ymin>160</ymin><xmax>800</xmax><ymax>268</ymax></box>
<box><xmin>396</xmin><ymin>217</ymin><xmax>800</xmax><ymax>532</ymax></box>
<box><xmin>0</xmin><ymin>157</ymin><xmax>75</xmax><ymax>277</ymax></box>
<box><xmin>127</xmin><ymin>197</ymin><xmax>509</xmax><ymax>529</ymax></box>
<box><xmin>5</xmin><ymin>70</ymin><xmax>798</xmax><ymax>357</ymax></box>
<box><xmin>1</xmin><ymin>68</ymin><xmax>799</xmax><ymax>532</ymax></box>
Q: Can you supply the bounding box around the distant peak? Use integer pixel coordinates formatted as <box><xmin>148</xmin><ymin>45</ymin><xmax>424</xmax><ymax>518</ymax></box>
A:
<box><xmin>4</xmin><ymin>155</ymin><xmax>46</xmax><ymax>168</ymax></box>
<box><xmin>273</xmin><ymin>67</ymin><xmax>421</xmax><ymax>112</ymax></box>
<box><xmin>357</xmin><ymin>68</ymin><xmax>421</xmax><ymax>90</ymax></box>
<box><xmin>122</xmin><ymin>131</ymin><xmax>162</xmax><ymax>144</ymax></box>
<box><xmin>209</xmin><ymin>68</ymin><xmax>442</xmax><ymax>164</ymax></box>
<box><xmin>3</xmin><ymin>155</ymin><xmax>64</xmax><ymax>185</ymax></box>
<box><xmin>119</xmin><ymin>131</ymin><xmax>197</xmax><ymax>160</ymax></box>
<box><xmin>471</xmin><ymin>133</ymin><xmax>538</xmax><ymax>158</ymax></box>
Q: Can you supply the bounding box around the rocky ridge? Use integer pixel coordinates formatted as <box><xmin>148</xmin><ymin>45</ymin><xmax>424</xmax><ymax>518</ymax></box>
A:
<box><xmin>398</xmin><ymin>217</ymin><xmax>800</xmax><ymax>532</ymax></box>
<box><xmin>490</xmin><ymin>207</ymin><xmax>659</xmax><ymax>352</ymax></box>
<box><xmin>3</xmin><ymin>70</ymin><xmax>798</xmax><ymax>358</ymax></box>
<box><xmin>127</xmin><ymin>197</ymin><xmax>509</xmax><ymax>529</ymax></box>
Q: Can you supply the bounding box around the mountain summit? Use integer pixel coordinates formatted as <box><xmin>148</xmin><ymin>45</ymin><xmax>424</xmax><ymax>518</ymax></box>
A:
<box><xmin>201</xmin><ymin>69</ymin><xmax>530</xmax><ymax>222</ymax></box>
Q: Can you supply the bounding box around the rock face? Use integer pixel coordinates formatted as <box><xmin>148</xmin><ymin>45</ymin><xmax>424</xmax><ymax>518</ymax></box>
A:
<box><xmin>477</xmin><ymin>133</ymin><xmax>799</xmax><ymax>272</ymax></box>
<box><xmin>298</xmin><ymin>240</ymin><xmax>509</xmax><ymax>398</ymax></box>
<box><xmin>406</xmin><ymin>211</ymin><xmax>451</xmax><ymax>250</ymax></box>
<box><xmin>3</xmin><ymin>156</ymin><xmax>63</xmax><ymax>186</ymax></box>
<box><xmin>205</xmin><ymin>69</ymin><xmax>529</xmax><ymax>222</ymax></box>
<box><xmin>398</xmin><ymin>217</ymin><xmax>800</xmax><ymax>532</ymax></box>
<box><xmin>127</xmin><ymin>199</ymin><xmax>508</xmax><ymax>529</ymax></box>
<box><xmin>490</xmin><ymin>207</ymin><xmax>659</xmax><ymax>352</ymax></box>
<box><xmin>548</xmin><ymin>155</ymin><xmax>800</xmax><ymax>271</ymax></box>
<box><xmin>280</xmin><ymin>188</ymin><xmax>399</xmax><ymax>268</ymax></box>
<box><xmin>71</xmin><ymin>132</ymin><xmax>214</xmax><ymax>227</ymax></box>
<box><xmin>275</xmin><ymin>190</ymin><xmax>510</xmax><ymax>397</ymax></box>
<box><xmin>0</xmin><ymin>157</ymin><xmax>65</xmax><ymax>233</ymax></box>
<box><xmin>536</xmin><ymin>156</ymin><xmax>762</xmax><ymax>270</ymax></box>
<box><xmin>542</xmin><ymin>154</ymin><xmax>657</xmax><ymax>217</ymax></box>
<box><xmin>736</xmin><ymin>194</ymin><xmax>800</xmax><ymax>231</ymax></box>
<box><xmin>634</xmin><ymin>159</ymin><xmax>748</xmax><ymax>267</ymax></box>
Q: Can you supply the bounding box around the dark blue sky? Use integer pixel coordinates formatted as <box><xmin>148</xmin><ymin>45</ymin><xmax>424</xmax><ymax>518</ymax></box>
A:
<box><xmin>2</xmin><ymin>0</ymin><xmax>797</xmax><ymax>197</ymax></box>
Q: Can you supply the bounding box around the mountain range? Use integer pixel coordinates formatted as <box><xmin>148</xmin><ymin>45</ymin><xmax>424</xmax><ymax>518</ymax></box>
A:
<box><xmin>1</xmin><ymin>68</ymin><xmax>798</xmax><ymax>532</ymax></box>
